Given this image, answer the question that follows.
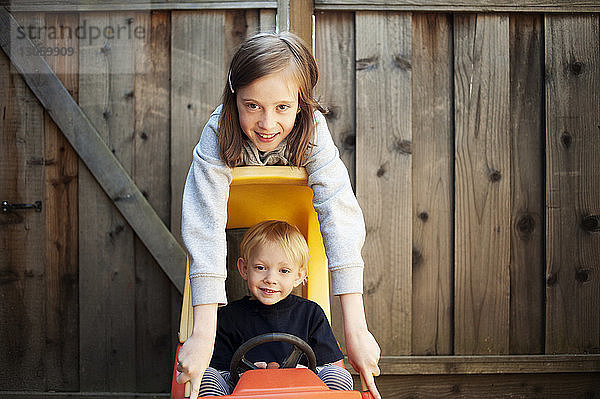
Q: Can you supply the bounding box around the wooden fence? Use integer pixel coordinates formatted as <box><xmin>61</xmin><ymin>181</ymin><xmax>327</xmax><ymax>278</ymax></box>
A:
<box><xmin>1</xmin><ymin>1</ymin><xmax>599</xmax><ymax>397</ymax></box>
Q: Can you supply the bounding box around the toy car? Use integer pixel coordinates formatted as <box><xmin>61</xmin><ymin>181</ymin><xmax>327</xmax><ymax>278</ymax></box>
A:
<box><xmin>170</xmin><ymin>167</ymin><xmax>375</xmax><ymax>399</ymax></box>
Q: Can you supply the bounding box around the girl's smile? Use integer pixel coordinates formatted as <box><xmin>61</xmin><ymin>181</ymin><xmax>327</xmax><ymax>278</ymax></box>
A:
<box><xmin>255</xmin><ymin>131</ymin><xmax>280</xmax><ymax>143</ymax></box>
<box><xmin>236</xmin><ymin>70</ymin><xmax>300</xmax><ymax>152</ymax></box>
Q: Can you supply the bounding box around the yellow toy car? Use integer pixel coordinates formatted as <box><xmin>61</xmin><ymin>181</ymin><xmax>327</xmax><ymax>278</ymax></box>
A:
<box><xmin>170</xmin><ymin>167</ymin><xmax>373</xmax><ymax>399</ymax></box>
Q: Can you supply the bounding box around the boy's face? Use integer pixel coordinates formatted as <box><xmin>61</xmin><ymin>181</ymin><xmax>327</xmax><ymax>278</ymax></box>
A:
<box><xmin>236</xmin><ymin>70</ymin><xmax>300</xmax><ymax>152</ymax></box>
<box><xmin>237</xmin><ymin>241</ymin><xmax>306</xmax><ymax>306</ymax></box>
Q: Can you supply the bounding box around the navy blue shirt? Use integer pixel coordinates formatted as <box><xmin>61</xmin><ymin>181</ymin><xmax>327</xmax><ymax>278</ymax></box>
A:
<box><xmin>210</xmin><ymin>295</ymin><xmax>343</xmax><ymax>371</ymax></box>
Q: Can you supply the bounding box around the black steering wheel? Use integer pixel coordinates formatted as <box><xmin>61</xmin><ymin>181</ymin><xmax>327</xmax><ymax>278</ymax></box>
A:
<box><xmin>229</xmin><ymin>333</ymin><xmax>317</xmax><ymax>384</ymax></box>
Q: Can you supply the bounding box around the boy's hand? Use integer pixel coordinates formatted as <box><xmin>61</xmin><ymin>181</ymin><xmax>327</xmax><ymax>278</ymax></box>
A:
<box><xmin>253</xmin><ymin>361</ymin><xmax>280</xmax><ymax>369</ymax></box>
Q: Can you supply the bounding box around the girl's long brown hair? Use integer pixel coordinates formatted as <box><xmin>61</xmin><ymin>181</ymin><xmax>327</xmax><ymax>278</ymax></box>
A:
<box><xmin>218</xmin><ymin>32</ymin><xmax>326</xmax><ymax>167</ymax></box>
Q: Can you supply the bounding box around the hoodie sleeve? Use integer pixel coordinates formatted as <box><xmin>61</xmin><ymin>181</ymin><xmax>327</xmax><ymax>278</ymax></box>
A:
<box><xmin>305</xmin><ymin>111</ymin><xmax>365</xmax><ymax>295</ymax></box>
<box><xmin>181</xmin><ymin>106</ymin><xmax>232</xmax><ymax>306</ymax></box>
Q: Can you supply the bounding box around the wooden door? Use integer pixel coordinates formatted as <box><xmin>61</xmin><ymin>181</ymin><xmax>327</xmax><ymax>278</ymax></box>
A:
<box><xmin>0</xmin><ymin>13</ymin><xmax>79</xmax><ymax>391</ymax></box>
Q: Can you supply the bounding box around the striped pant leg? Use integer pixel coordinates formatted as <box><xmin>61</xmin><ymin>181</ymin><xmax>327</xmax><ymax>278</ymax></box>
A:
<box><xmin>317</xmin><ymin>364</ymin><xmax>354</xmax><ymax>391</ymax></box>
<box><xmin>197</xmin><ymin>367</ymin><xmax>232</xmax><ymax>397</ymax></box>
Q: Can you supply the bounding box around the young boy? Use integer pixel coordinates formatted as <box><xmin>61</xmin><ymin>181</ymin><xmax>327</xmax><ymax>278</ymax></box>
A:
<box><xmin>198</xmin><ymin>220</ymin><xmax>353</xmax><ymax>396</ymax></box>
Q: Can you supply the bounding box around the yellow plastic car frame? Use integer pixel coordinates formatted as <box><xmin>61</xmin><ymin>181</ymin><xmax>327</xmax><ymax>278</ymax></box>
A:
<box><xmin>178</xmin><ymin>166</ymin><xmax>330</xmax><ymax>345</ymax></box>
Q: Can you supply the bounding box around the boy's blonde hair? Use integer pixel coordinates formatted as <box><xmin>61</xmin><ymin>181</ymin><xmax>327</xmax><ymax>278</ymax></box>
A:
<box><xmin>240</xmin><ymin>220</ymin><xmax>309</xmax><ymax>273</ymax></box>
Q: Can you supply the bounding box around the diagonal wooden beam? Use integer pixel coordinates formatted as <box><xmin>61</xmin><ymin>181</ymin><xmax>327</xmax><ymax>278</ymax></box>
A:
<box><xmin>0</xmin><ymin>7</ymin><xmax>185</xmax><ymax>293</ymax></box>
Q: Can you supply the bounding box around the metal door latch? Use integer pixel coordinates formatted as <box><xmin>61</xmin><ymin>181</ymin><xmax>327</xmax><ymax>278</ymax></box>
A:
<box><xmin>1</xmin><ymin>200</ymin><xmax>42</xmax><ymax>213</ymax></box>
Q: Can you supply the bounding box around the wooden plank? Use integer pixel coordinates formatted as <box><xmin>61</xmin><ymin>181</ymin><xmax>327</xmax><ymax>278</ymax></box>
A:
<box><xmin>42</xmin><ymin>12</ymin><xmax>79</xmax><ymax>391</ymax></box>
<box><xmin>277</xmin><ymin>0</ymin><xmax>312</xmax><ymax>46</ymax></box>
<box><xmin>132</xmin><ymin>11</ymin><xmax>174</xmax><ymax>393</ymax></box>
<box><xmin>0</xmin><ymin>7</ymin><xmax>186</xmax><ymax>293</ymax></box>
<box><xmin>4</xmin><ymin>0</ymin><xmax>600</xmax><ymax>12</ymax></box>
<box><xmin>225</xmin><ymin>9</ymin><xmax>260</xmax><ymax>66</ymax></box>
<box><xmin>545</xmin><ymin>14</ymin><xmax>600</xmax><ymax>354</ymax></box>
<box><xmin>355</xmin><ymin>11</ymin><xmax>412</xmax><ymax>355</ymax></box>
<box><xmin>276</xmin><ymin>0</ymin><xmax>290</xmax><ymax>32</ymax></box>
<box><xmin>0</xmin><ymin>393</ymin><xmax>169</xmax><ymax>399</ymax></box>
<box><xmin>508</xmin><ymin>14</ymin><xmax>544</xmax><ymax>355</ymax></box>
<box><xmin>259</xmin><ymin>9</ymin><xmax>276</xmax><ymax>32</ymax></box>
<box><xmin>315</xmin><ymin>12</ymin><xmax>355</xmax><ymax>187</ymax></box>
<box><xmin>315</xmin><ymin>0</ymin><xmax>600</xmax><ymax>12</ymax></box>
<box><xmin>2</xmin><ymin>372</ymin><xmax>600</xmax><ymax>398</ymax></box>
<box><xmin>77</xmin><ymin>11</ymin><xmax>137</xmax><ymax>392</ymax></box>
<box><xmin>3</xmin><ymin>1</ymin><xmax>277</xmax><ymax>11</ymax></box>
<box><xmin>5</xmin><ymin>0</ymin><xmax>600</xmax><ymax>12</ymax></box>
<box><xmin>0</xmin><ymin>13</ymin><xmax>46</xmax><ymax>391</ymax></box>
<box><xmin>348</xmin><ymin>354</ymin><xmax>600</xmax><ymax>375</ymax></box>
<box><xmin>170</xmin><ymin>11</ymin><xmax>226</xmax><ymax>248</ymax></box>
<box><xmin>453</xmin><ymin>13</ymin><xmax>511</xmax><ymax>355</ymax></box>
<box><xmin>290</xmin><ymin>0</ymin><xmax>313</xmax><ymax>48</ymax></box>
<box><xmin>314</xmin><ymin>11</ymin><xmax>355</xmax><ymax>345</ymax></box>
<box><xmin>224</xmin><ymin>8</ymin><xmax>275</xmax><ymax>45</ymax></box>
<box><xmin>3</xmin><ymin>371</ymin><xmax>600</xmax><ymax>397</ymax></box>
<box><xmin>411</xmin><ymin>13</ymin><xmax>453</xmax><ymax>356</ymax></box>
<box><xmin>357</xmin><ymin>373</ymin><xmax>600</xmax><ymax>398</ymax></box>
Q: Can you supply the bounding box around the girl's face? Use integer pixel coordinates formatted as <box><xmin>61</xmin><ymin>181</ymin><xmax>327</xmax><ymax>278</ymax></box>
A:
<box><xmin>236</xmin><ymin>70</ymin><xmax>300</xmax><ymax>152</ymax></box>
<box><xmin>237</xmin><ymin>241</ymin><xmax>306</xmax><ymax>306</ymax></box>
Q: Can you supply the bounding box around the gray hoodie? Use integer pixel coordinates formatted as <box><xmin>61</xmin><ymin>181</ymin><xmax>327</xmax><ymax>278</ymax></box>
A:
<box><xmin>181</xmin><ymin>105</ymin><xmax>365</xmax><ymax>306</ymax></box>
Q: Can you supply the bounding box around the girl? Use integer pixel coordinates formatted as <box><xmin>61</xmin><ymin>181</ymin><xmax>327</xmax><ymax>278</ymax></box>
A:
<box><xmin>176</xmin><ymin>32</ymin><xmax>381</xmax><ymax>399</ymax></box>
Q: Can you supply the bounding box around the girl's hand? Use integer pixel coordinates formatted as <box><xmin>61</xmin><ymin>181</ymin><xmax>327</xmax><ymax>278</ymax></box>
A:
<box><xmin>176</xmin><ymin>332</ymin><xmax>213</xmax><ymax>398</ymax></box>
<box><xmin>176</xmin><ymin>304</ymin><xmax>218</xmax><ymax>399</ymax></box>
<box><xmin>345</xmin><ymin>327</ymin><xmax>381</xmax><ymax>399</ymax></box>
<box><xmin>339</xmin><ymin>293</ymin><xmax>381</xmax><ymax>399</ymax></box>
